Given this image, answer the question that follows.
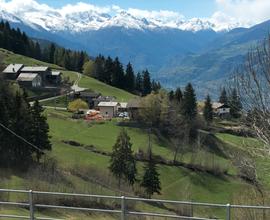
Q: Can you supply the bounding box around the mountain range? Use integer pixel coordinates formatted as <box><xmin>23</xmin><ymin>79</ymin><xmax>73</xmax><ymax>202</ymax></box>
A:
<box><xmin>0</xmin><ymin>3</ymin><xmax>269</xmax><ymax>98</ymax></box>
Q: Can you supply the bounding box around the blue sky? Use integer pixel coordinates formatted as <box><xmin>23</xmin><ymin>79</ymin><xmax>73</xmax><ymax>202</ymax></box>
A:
<box><xmin>38</xmin><ymin>0</ymin><xmax>216</xmax><ymax>18</ymax></box>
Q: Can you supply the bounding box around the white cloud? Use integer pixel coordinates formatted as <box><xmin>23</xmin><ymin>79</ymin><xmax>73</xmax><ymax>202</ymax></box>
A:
<box><xmin>1</xmin><ymin>0</ymin><xmax>53</xmax><ymax>13</ymax></box>
<box><xmin>127</xmin><ymin>8</ymin><xmax>184</xmax><ymax>22</ymax></box>
<box><xmin>215</xmin><ymin>0</ymin><xmax>270</xmax><ymax>26</ymax></box>
<box><xmin>60</xmin><ymin>2</ymin><xmax>111</xmax><ymax>16</ymax></box>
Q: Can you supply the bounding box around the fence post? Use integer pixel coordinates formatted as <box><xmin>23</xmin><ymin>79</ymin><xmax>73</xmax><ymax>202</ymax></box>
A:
<box><xmin>226</xmin><ymin>203</ymin><xmax>231</xmax><ymax>220</ymax></box>
<box><xmin>121</xmin><ymin>196</ymin><xmax>125</xmax><ymax>220</ymax></box>
<box><xmin>29</xmin><ymin>190</ymin><xmax>34</xmax><ymax>220</ymax></box>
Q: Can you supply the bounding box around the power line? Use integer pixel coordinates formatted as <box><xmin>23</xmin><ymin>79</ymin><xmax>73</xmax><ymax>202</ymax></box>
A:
<box><xmin>0</xmin><ymin>122</ymin><xmax>44</xmax><ymax>153</ymax></box>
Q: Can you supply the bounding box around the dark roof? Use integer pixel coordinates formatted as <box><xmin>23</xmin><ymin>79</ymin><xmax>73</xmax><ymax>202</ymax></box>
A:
<box><xmin>95</xmin><ymin>96</ymin><xmax>116</xmax><ymax>101</ymax></box>
<box><xmin>77</xmin><ymin>92</ymin><xmax>101</xmax><ymax>98</ymax></box>
<box><xmin>217</xmin><ymin>104</ymin><xmax>230</xmax><ymax>109</ymax></box>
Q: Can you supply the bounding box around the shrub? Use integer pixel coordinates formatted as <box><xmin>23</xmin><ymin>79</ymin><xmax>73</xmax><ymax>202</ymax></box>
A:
<box><xmin>68</xmin><ymin>99</ymin><xmax>88</xmax><ymax>112</ymax></box>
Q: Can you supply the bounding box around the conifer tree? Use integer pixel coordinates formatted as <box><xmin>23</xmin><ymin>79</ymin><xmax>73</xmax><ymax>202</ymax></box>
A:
<box><xmin>104</xmin><ymin>56</ymin><xmax>114</xmax><ymax>84</ymax></box>
<box><xmin>93</xmin><ymin>55</ymin><xmax>105</xmax><ymax>80</ymax></box>
<box><xmin>30</xmin><ymin>100</ymin><xmax>51</xmax><ymax>162</ymax></box>
<box><xmin>142</xmin><ymin>69</ymin><xmax>152</xmax><ymax>96</ymax></box>
<box><xmin>203</xmin><ymin>95</ymin><xmax>213</xmax><ymax>124</ymax></box>
<box><xmin>181</xmin><ymin>83</ymin><xmax>197</xmax><ymax>120</ymax></box>
<box><xmin>111</xmin><ymin>57</ymin><xmax>125</xmax><ymax>88</ymax></box>
<box><xmin>219</xmin><ymin>88</ymin><xmax>228</xmax><ymax>105</ymax></box>
<box><xmin>109</xmin><ymin>129</ymin><xmax>137</xmax><ymax>188</ymax></box>
<box><xmin>141</xmin><ymin>150</ymin><xmax>161</xmax><ymax>198</ymax></box>
<box><xmin>125</xmin><ymin>62</ymin><xmax>135</xmax><ymax>92</ymax></box>
<box><xmin>135</xmin><ymin>72</ymin><xmax>143</xmax><ymax>95</ymax></box>
<box><xmin>229</xmin><ymin>88</ymin><xmax>242</xmax><ymax>118</ymax></box>
<box><xmin>174</xmin><ymin>87</ymin><xmax>183</xmax><ymax>103</ymax></box>
<box><xmin>49</xmin><ymin>43</ymin><xmax>56</xmax><ymax>64</ymax></box>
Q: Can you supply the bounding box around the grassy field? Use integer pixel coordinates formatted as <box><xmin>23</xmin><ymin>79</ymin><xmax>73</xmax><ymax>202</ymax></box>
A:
<box><xmin>1</xmin><ymin>48</ymin><xmax>270</xmax><ymax>219</ymax></box>
<box><xmin>1</xmin><ymin>108</ymin><xmax>259</xmax><ymax>219</ymax></box>
<box><xmin>0</xmin><ymin>48</ymin><xmax>63</xmax><ymax>70</ymax></box>
<box><xmin>1</xmin><ymin>48</ymin><xmax>135</xmax><ymax>103</ymax></box>
<box><xmin>78</xmin><ymin>75</ymin><xmax>136</xmax><ymax>102</ymax></box>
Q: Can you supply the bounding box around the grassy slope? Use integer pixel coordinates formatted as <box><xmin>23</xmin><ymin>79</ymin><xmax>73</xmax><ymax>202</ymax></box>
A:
<box><xmin>0</xmin><ymin>48</ymin><xmax>135</xmax><ymax>102</ymax></box>
<box><xmin>1</xmin><ymin>48</ymin><xmax>269</xmax><ymax>218</ymax></box>
<box><xmin>79</xmin><ymin>75</ymin><xmax>136</xmax><ymax>102</ymax></box>
<box><xmin>47</xmin><ymin>111</ymin><xmax>257</xmax><ymax>215</ymax></box>
<box><xmin>0</xmin><ymin>109</ymin><xmax>254</xmax><ymax>219</ymax></box>
<box><xmin>0</xmin><ymin>48</ymin><xmax>63</xmax><ymax>70</ymax></box>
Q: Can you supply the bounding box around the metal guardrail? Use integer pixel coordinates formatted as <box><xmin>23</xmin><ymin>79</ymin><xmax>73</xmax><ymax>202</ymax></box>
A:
<box><xmin>0</xmin><ymin>189</ymin><xmax>269</xmax><ymax>219</ymax></box>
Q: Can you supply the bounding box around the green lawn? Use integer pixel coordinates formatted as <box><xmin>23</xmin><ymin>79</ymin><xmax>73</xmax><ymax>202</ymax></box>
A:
<box><xmin>79</xmin><ymin>75</ymin><xmax>136</xmax><ymax>102</ymax></box>
<box><xmin>47</xmin><ymin>110</ymin><xmax>173</xmax><ymax>160</ymax></box>
<box><xmin>0</xmin><ymin>48</ymin><xmax>63</xmax><ymax>70</ymax></box>
<box><xmin>1</xmin><ymin>109</ymin><xmax>268</xmax><ymax>219</ymax></box>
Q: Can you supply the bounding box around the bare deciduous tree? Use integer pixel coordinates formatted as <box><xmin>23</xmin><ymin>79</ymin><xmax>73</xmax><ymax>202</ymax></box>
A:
<box><xmin>233</xmin><ymin>37</ymin><xmax>270</xmax><ymax>152</ymax></box>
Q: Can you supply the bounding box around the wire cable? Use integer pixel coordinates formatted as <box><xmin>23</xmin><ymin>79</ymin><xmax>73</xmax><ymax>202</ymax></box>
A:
<box><xmin>0</xmin><ymin>122</ymin><xmax>44</xmax><ymax>153</ymax></box>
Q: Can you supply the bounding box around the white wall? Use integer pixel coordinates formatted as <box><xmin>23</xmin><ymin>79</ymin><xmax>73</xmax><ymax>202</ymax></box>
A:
<box><xmin>99</xmin><ymin>106</ymin><xmax>115</xmax><ymax>118</ymax></box>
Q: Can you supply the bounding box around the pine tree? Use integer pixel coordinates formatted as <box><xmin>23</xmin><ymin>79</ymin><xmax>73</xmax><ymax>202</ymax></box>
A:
<box><xmin>219</xmin><ymin>88</ymin><xmax>228</xmax><ymax>105</ymax></box>
<box><xmin>181</xmin><ymin>83</ymin><xmax>197</xmax><ymax>120</ymax></box>
<box><xmin>142</xmin><ymin>69</ymin><xmax>152</xmax><ymax>96</ymax></box>
<box><xmin>109</xmin><ymin>129</ymin><xmax>137</xmax><ymax>187</ymax></box>
<box><xmin>141</xmin><ymin>150</ymin><xmax>161</xmax><ymax>198</ymax></box>
<box><xmin>135</xmin><ymin>72</ymin><xmax>143</xmax><ymax>95</ymax></box>
<box><xmin>103</xmin><ymin>56</ymin><xmax>113</xmax><ymax>84</ymax></box>
<box><xmin>49</xmin><ymin>43</ymin><xmax>56</xmax><ymax>64</ymax></box>
<box><xmin>125</xmin><ymin>62</ymin><xmax>135</xmax><ymax>92</ymax></box>
<box><xmin>203</xmin><ymin>95</ymin><xmax>213</xmax><ymax>124</ymax></box>
<box><xmin>111</xmin><ymin>57</ymin><xmax>125</xmax><ymax>88</ymax></box>
<box><xmin>34</xmin><ymin>42</ymin><xmax>41</xmax><ymax>60</ymax></box>
<box><xmin>93</xmin><ymin>55</ymin><xmax>105</xmax><ymax>80</ymax></box>
<box><xmin>229</xmin><ymin>88</ymin><xmax>242</xmax><ymax>118</ymax></box>
<box><xmin>30</xmin><ymin>100</ymin><xmax>51</xmax><ymax>162</ymax></box>
<box><xmin>174</xmin><ymin>87</ymin><xmax>183</xmax><ymax>103</ymax></box>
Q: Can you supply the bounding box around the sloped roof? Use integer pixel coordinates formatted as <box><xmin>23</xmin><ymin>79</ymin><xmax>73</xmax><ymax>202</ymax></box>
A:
<box><xmin>98</xmin><ymin>102</ymin><xmax>119</xmax><ymax>107</ymax></box>
<box><xmin>3</xmin><ymin>64</ymin><xmax>24</xmax><ymax>73</ymax></box>
<box><xmin>21</xmin><ymin>66</ymin><xmax>49</xmax><ymax>72</ymax></box>
<box><xmin>79</xmin><ymin>92</ymin><xmax>101</xmax><ymax>98</ymax></box>
<box><xmin>17</xmin><ymin>73</ymin><xmax>38</xmax><ymax>81</ymax></box>
<box><xmin>212</xmin><ymin>102</ymin><xmax>230</xmax><ymax>109</ymax></box>
<box><xmin>119</xmin><ymin>102</ymin><xmax>128</xmax><ymax>108</ymax></box>
<box><xmin>51</xmin><ymin>71</ymin><xmax>62</xmax><ymax>76</ymax></box>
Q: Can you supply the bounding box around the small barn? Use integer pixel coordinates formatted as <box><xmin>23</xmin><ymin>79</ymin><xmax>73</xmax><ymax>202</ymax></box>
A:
<box><xmin>2</xmin><ymin>64</ymin><xmax>24</xmax><ymax>80</ymax></box>
<box><xmin>97</xmin><ymin>102</ymin><xmax>120</xmax><ymax>118</ymax></box>
<box><xmin>73</xmin><ymin>92</ymin><xmax>101</xmax><ymax>108</ymax></box>
<box><xmin>20</xmin><ymin>66</ymin><xmax>51</xmax><ymax>83</ymax></box>
<box><xmin>118</xmin><ymin>102</ymin><xmax>128</xmax><ymax>112</ymax></box>
<box><xmin>17</xmin><ymin>73</ymin><xmax>42</xmax><ymax>88</ymax></box>
<box><xmin>50</xmin><ymin>71</ymin><xmax>62</xmax><ymax>85</ymax></box>
<box><xmin>213</xmin><ymin>102</ymin><xmax>230</xmax><ymax>117</ymax></box>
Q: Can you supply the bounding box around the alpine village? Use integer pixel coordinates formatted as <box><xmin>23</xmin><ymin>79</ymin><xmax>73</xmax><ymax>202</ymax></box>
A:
<box><xmin>0</xmin><ymin>2</ymin><xmax>270</xmax><ymax>220</ymax></box>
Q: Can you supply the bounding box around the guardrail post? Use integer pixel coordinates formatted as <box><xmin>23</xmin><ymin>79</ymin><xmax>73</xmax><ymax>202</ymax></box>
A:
<box><xmin>226</xmin><ymin>203</ymin><xmax>231</xmax><ymax>220</ymax></box>
<box><xmin>29</xmin><ymin>190</ymin><xmax>34</xmax><ymax>220</ymax></box>
<box><xmin>121</xmin><ymin>196</ymin><xmax>125</xmax><ymax>220</ymax></box>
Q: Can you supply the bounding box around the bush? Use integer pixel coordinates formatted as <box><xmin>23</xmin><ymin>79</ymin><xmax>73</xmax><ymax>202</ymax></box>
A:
<box><xmin>68</xmin><ymin>99</ymin><xmax>88</xmax><ymax>112</ymax></box>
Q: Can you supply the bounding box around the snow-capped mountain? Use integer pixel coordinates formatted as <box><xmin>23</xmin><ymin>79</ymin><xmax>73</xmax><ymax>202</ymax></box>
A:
<box><xmin>2</xmin><ymin>0</ymin><xmax>269</xmax><ymax>98</ymax></box>
<box><xmin>0</xmin><ymin>0</ymin><xmax>241</xmax><ymax>33</ymax></box>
